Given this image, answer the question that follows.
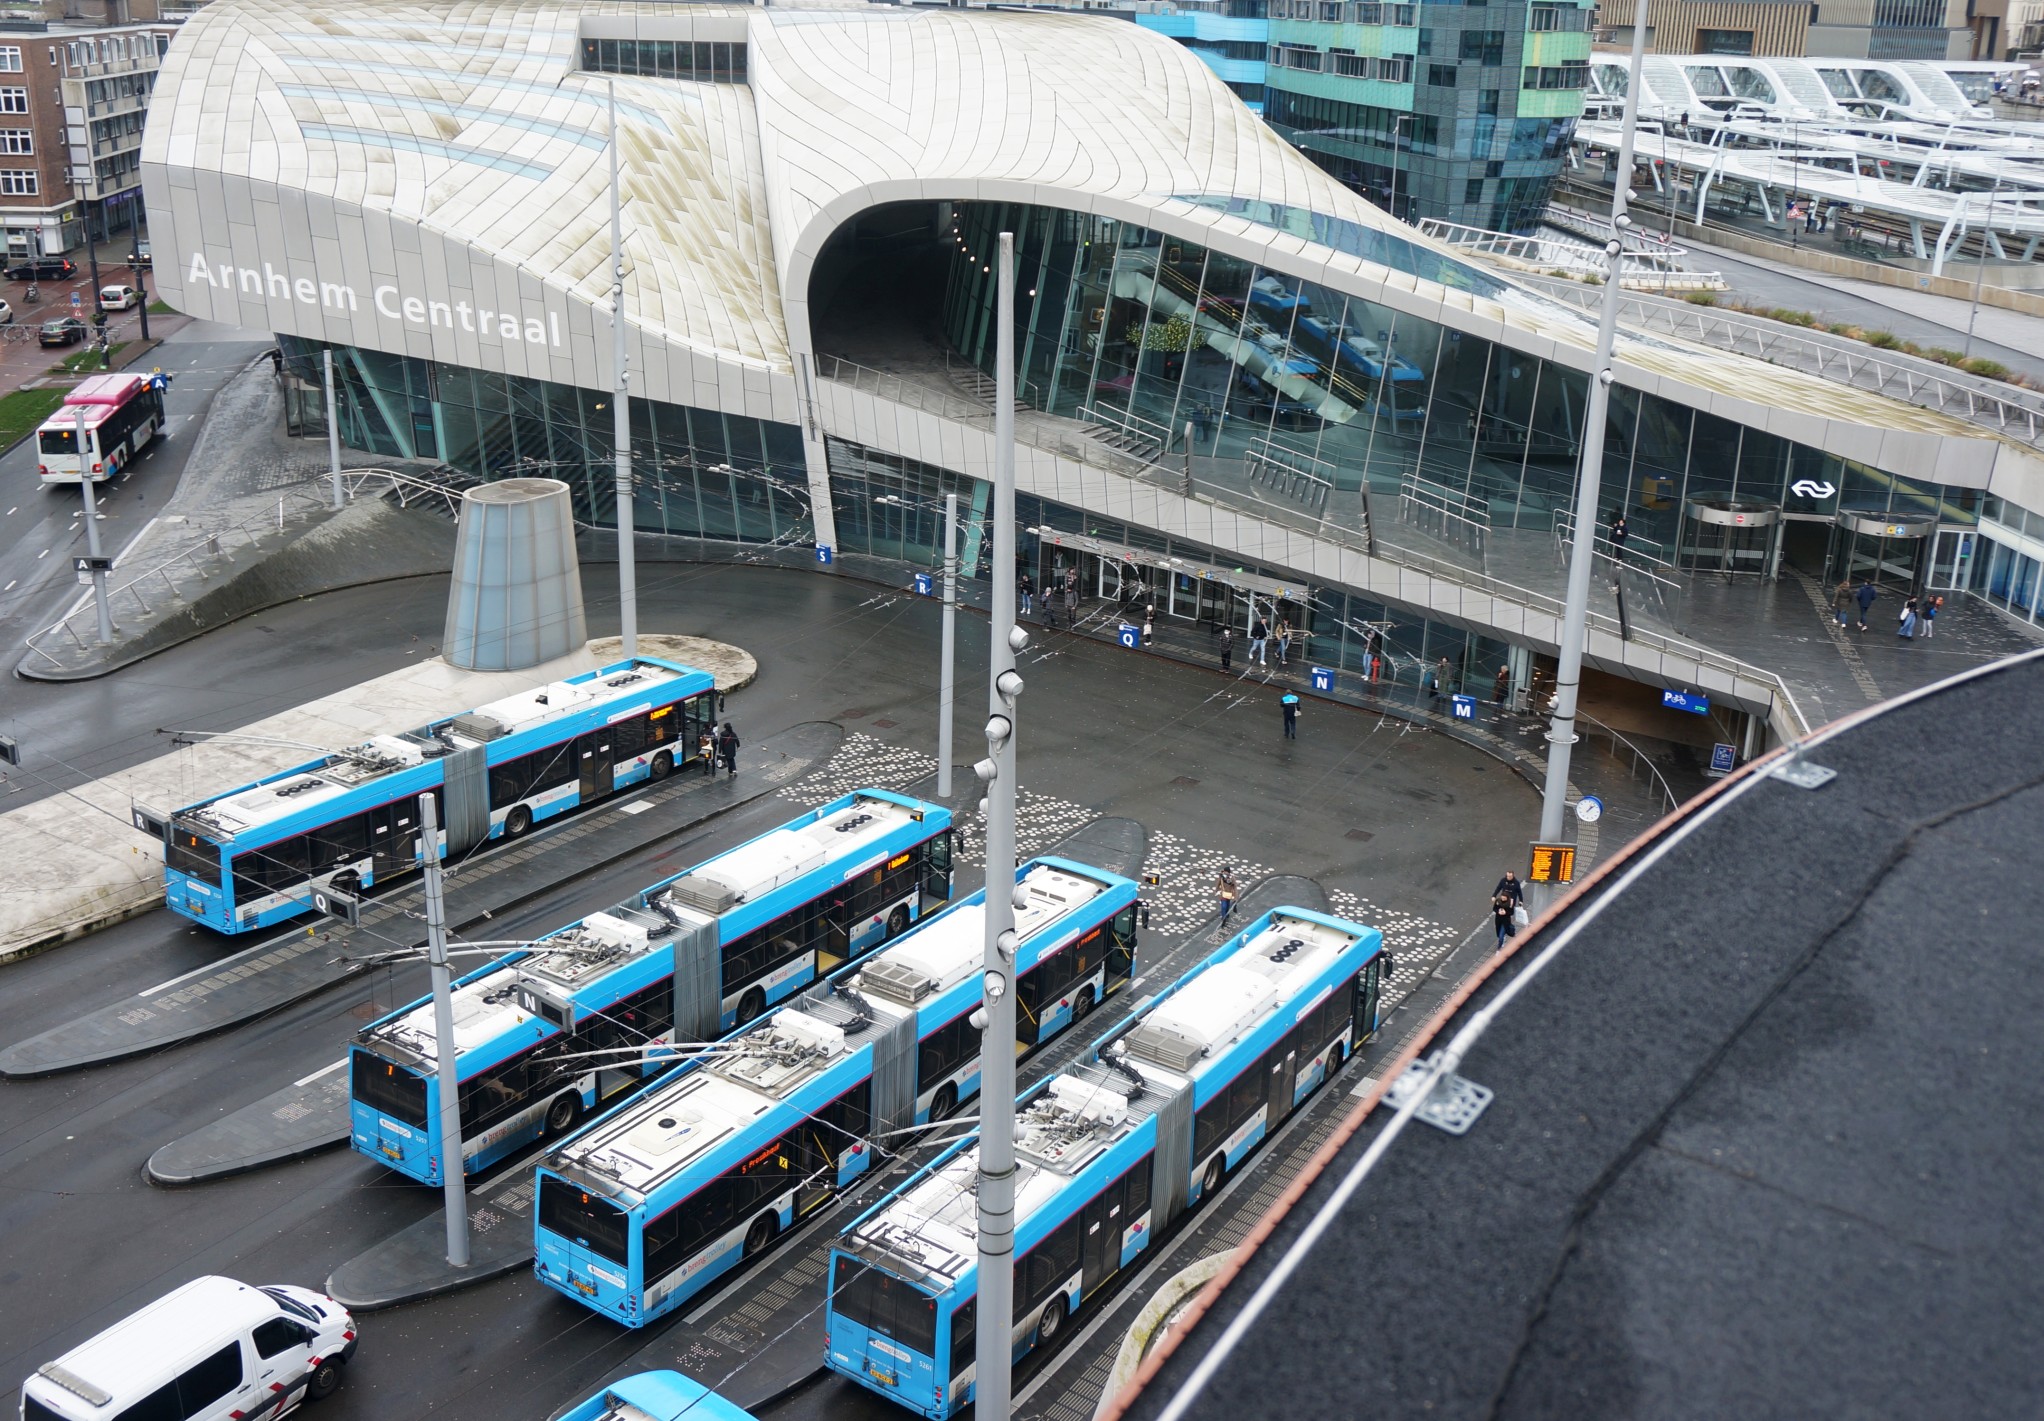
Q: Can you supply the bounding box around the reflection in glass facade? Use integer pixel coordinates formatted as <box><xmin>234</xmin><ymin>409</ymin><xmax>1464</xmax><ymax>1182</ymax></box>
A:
<box><xmin>277</xmin><ymin>337</ymin><xmax>815</xmax><ymax>547</ymax></box>
<box><xmin>935</xmin><ymin>199</ymin><xmax>1980</xmax><ymax>561</ymax></box>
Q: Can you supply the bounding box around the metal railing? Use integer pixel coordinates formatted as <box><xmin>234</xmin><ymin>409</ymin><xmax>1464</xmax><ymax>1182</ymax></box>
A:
<box><xmin>1244</xmin><ymin>438</ymin><xmax>1334</xmax><ymax>514</ymax></box>
<box><xmin>1524</xmin><ymin>273</ymin><xmax>2044</xmax><ymax>450</ymax></box>
<box><xmin>1418</xmin><ymin>216</ymin><xmax>1724</xmax><ymax>290</ymax></box>
<box><xmin>1399</xmin><ymin>472</ymin><xmax>1489</xmax><ymax>564</ymax></box>
<box><xmin>1574</xmin><ymin>711</ymin><xmax>1682</xmax><ymax>820</ymax></box>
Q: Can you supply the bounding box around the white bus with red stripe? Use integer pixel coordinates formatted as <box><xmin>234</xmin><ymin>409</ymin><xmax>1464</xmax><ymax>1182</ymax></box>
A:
<box><xmin>37</xmin><ymin>372</ymin><xmax>166</xmax><ymax>485</ymax></box>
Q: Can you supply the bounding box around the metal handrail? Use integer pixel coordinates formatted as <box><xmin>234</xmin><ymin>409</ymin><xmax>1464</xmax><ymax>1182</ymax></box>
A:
<box><xmin>1575</xmin><ymin>708</ymin><xmax>1682</xmax><ymax>818</ymax></box>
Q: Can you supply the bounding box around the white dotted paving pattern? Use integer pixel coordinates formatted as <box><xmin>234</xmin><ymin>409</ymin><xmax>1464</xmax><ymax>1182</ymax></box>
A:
<box><xmin>778</xmin><ymin>734</ymin><xmax>1457</xmax><ymax>990</ymax></box>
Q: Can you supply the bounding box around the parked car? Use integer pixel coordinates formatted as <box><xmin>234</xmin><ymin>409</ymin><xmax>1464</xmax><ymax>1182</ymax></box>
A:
<box><xmin>39</xmin><ymin>316</ymin><xmax>87</xmax><ymax>347</ymax></box>
<box><xmin>129</xmin><ymin>238</ymin><xmax>152</xmax><ymax>268</ymax></box>
<box><xmin>17</xmin><ymin>1276</ymin><xmax>358</xmax><ymax>1421</ymax></box>
<box><xmin>0</xmin><ymin>297</ymin><xmax>12</xmax><ymax>324</ymax></box>
<box><xmin>99</xmin><ymin>284</ymin><xmax>142</xmax><ymax>310</ymax></box>
<box><xmin>7</xmin><ymin>256</ymin><xmax>76</xmax><ymax>282</ymax></box>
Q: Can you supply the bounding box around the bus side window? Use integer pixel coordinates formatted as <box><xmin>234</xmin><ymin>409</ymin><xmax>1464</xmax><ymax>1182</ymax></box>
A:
<box><xmin>490</xmin><ymin>756</ymin><xmax>536</xmax><ymax>808</ymax></box>
<box><xmin>309</xmin><ymin>813</ymin><xmax>370</xmax><ymax>872</ymax></box>
<box><xmin>613</xmin><ymin>713</ymin><xmax>648</xmax><ymax>760</ymax></box>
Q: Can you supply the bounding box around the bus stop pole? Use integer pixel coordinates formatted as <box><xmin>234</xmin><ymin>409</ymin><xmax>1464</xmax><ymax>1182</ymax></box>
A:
<box><xmin>975</xmin><ymin>231</ymin><xmax>1021</xmax><ymax>1421</ymax></box>
<box><xmin>322</xmin><ymin>349</ymin><xmax>344</xmax><ymax>511</ymax></box>
<box><xmin>76</xmin><ymin>405</ymin><xmax>113</xmax><ymax>644</ymax></box>
<box><xmin>938</xmin><ymin>490</ymin><xmax>958</xmax><ymax>800</ymax></box>
<box><xmin>419</xmin><ymin>793</ymin><xmax>470</xmax><ymax>1268</ymax></box>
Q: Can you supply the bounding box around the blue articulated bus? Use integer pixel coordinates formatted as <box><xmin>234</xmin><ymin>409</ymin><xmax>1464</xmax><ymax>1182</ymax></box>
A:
<box><xmin>349</xmin><ymin>789</ymin><xmax>952</xmax><ymax>1185</ymax></box>
<box><xmin>822</xmin><ymin>905</ymin><xmax>1385</xmax><ymax>1418</ymax></box>
<box><xmin>152</xmin><ymin>656</ymin><xmax>718</xmax><ymax>934</ymax></box>
<box><xmin>555</xmin><ymin>1370</ymin><xmax>757</xmax><ymax>1421</ymax></box>
<box><xmin>531</xmin><ymin>856</ymin><xmax>1141</xmax><ymax>1328</ymax></box>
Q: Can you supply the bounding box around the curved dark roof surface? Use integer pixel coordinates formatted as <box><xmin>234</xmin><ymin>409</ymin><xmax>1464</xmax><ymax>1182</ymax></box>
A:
<box><xmin>1115</xmin><ymin>648</ymin><xmax>2044</xmax><ymax>1421</ymax></box>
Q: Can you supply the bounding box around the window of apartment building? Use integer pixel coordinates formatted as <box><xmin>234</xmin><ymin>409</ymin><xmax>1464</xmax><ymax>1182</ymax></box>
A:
<box><xmin>1695</xmin><ymin>27</ymin><xmax>1754</xmax><ymax>52</ymax></box>
<box><xmin>0</xmin><ymin>130</ymin><xmax>28</xmax><ymax>154</ymax></box>
<box><xmin>1527</xmin><ymin>4</ymin><xmax>1591</xmax><ymax>29</ymax></box>
<box><xmin>1522</xmin><ymin>62</ymin><xmax>1588</xmax><ymax>88</ymax></box>
<box><xmin>1465</xmin><ymin>177</ymin><xmax>1486</xmax><ymax>203</ymax></box>
<box><xmin>1320</xmin><ymin>1</ymin><xmax>1344</xmax><ymax>18</ymax></box>
<box><xmin>0</xmin><ymin>47</ymin><xmax>20</xmax><ymax>72</ymax></box>
<box><xmin>1</xmin><ymin>170</ymin><xmax>37</xmax><ymax>195</ymax></box>
<box><xmin>1272</xmin><ymin>43</ymin><xmax>1325</xmax><ymax>70</ymax></box>
<box><xmin>1428</xmin><ymin>63</ymin><xmax>1457</xmax><ymax>85</ymax></box>
<box><xmin>1460</xmin><ymin>30</ymin><xmax>1505</xmax><ymax>64</ymax></box>
<box><xmin>1479</xmin><ymin>87</ymin><xmax>1500</xmax><ymax>113</ymax></box>
<box><xmin>0</xmin><ymin>88</ymin><xmax>25</xmax><ymax>113</ymax></box>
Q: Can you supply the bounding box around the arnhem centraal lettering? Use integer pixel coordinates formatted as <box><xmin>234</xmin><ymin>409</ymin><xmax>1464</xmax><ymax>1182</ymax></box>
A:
<box><xmin>184</xmin><ymin>253</ymin><xmax>564</xmax><ymax>348</ymax></box>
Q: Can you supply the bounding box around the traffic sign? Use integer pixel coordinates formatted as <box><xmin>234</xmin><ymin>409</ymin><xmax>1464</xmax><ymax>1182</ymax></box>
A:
<box><xmin>1310</xmin><ymin>666</ymin><xmax>1334</xmax><ymax>692</ymax></box>
<box><xmin>913</xmin><ymin>572</ymin><xmax>933</xmax><ymax>596</ymax></box>
<box><xmin>814</xmin><ymin>544</ymin><xmax>833</xmax><ymax>565</ymax></box>
<box><xmin>1528</xmin><ymin>842</ymin><xmax>1577</xmax><ymax>885</ymax></box>
<box><xmin>1661</xmin><ymin>688</ymin><xmax>1710</xmax><ymax>715</ymax></box>
<box><xmin>69</xmin><ymin>291</ymin><xmax>80</xmax><ymax>308</ymax></box>
<box><xmin>1116</xmin><ymin>624</ymin><xmax>1140</xmax><ymax>649</ymax></box>
<box><xmin>1708</xmin><ymin>742</ymin><xmax>1737</xmax><ymax>777</ymax></box>
<box><xmin>1450</xmin><ymin>694</ymin><xmax>1476</xmax><ymax>721</ymax></box>
<box><xmin>1575</xmin><ymin>795</ymin><xmax>1603</xmax><ymax>824</ymax></box>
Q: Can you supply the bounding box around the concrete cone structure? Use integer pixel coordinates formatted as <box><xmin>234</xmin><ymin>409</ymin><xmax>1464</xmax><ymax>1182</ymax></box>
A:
<box><xmin>443</xmin><ymin>477</ymin><xmax>589</xmax><ymax>671</ymax></box>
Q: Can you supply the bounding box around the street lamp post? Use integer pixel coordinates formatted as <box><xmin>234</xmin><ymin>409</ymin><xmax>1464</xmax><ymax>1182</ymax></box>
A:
<box><xmin>607</xmin><ymin>80</ymin><xmax>638</xmax><ymax>657</ymax></box>
<box><xmin>939</xmin><ymin>490</ymin><xmax>959</xmax><ymax>799</ymax></box>
<box><xmin>973</xmin><ymin>230</ymin><xmax>1025</xmax><ymax>1421</ymax></box>
<box><xmin>1391</xmin><ymin>114</ymin><xmax>1413</xmax><ymax>224</ymax></box>
<box><xmin>1963</xmin><ymin>177</ymin><xmax>2001</xmax><ymax>359</ymax></box>
<box><xmin>75</xmin><ymin>404</ymin><xmax>113</xmax><ymax>644</ymax></box>
<box><xmin>322</xmin><ymin>349</ymin><xmax>345</xmax><ymax>511</ymax></box>
<box><xmin>1534</xmin><ymin>0</ymin><xmax>1652</xmax><ymax>894</ymax></box>
<box><xmin>419</xmin><ymin>792</ymin><xmax>470</xmax><ymax>1269</ymax></box>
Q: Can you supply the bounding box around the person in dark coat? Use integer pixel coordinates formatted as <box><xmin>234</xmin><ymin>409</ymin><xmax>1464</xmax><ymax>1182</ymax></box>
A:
<box><xmin>1493</xmin><ymin>891</ymin><xmax>1517</xmax><ymax>948</ymax></box>
<box><xmin>716</xmin><ymin>722</ymin><xmax>740</xmax><ymax>778</ymax></box>
<box><xmin>1495</xmin><ymin>870</ymin><xmax>1524</xmax><ymax>908</ymax></box>
<box><xmin>1219</xmin><ymin>626</ymin><xmax>1234</xmax><ymax>672</ymax></box>
<box><xmin>1854</xmin><ymin>576</ymin><xmax>1877</xmax><ymax>632</ymax></box>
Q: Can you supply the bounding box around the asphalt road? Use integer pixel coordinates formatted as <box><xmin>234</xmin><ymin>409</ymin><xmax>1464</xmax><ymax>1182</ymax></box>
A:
<box><xmin>0</xmin><ymin>563</ymin><xmax>1533</xmax><ymax>1419</ymax></box>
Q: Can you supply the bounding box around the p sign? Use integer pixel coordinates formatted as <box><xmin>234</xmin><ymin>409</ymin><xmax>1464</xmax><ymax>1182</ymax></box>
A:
<box><xmin>309</xmin><ymin>884</ymin><xmax>360</xmax><ymax>926</ymax></box>
<box><xmin>1116</xmin><ymin>624</ymin><xmax>1141</xmax><ymax>649</ymax></box>
<box><xmin>913</xmin><ymin>573</ymin><xmax>933</xmax><ymax>596</ymax></box>
<box><xmin>814</xmin><ymin>544</ymin><xmax>834</xmax><ymax>566</ymax></box>
<box><xmin>1310</xmin><ymin>666</ymin><xmax>1335</xmax><ymax>692</ymax></box>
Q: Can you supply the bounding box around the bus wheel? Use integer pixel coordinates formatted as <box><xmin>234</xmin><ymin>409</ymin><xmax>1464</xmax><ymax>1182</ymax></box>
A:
<box><xmin>886</xmin><ymin>904</ymin><xmax>910</xmax><ymax>939</ymax></box>
<box><xmin>1036</xmin><ymin>1296</ymin><xmax>1067</xmax><ymax>1344</ymax></box>
<box><xmin>305</xmin><ymin>1358</ymin><xmax>344</xmax><ymax>1402</ymax></box>
<box><xmin>931</xmin><ymin>1084</ymin><xmax>958</xmax><ymax>1121</ymax></box>
<box><xmin>1072</xmin><ymin>986</ymin><xmax>1096</xmax><ymax>1022</ymax></box>
<box><xmin>1202</xmin><ymin>1156</ymin><xmax>1226</xmax><ymax>1201</ymax></box>
<box><xmin>544</xmin><ymin>1093</ymin><xmax>583</xmax><ymax>1136</ymax></box>
<box><xmin>737</xmin><ymin>988</ymin><xmax>767</xmax><ymax>1026</ymax></box>
<box><xmin>505</xmin><ymin>805</ymin><xmax>533</xmax><ymax>839</ymax></box>
<box><xmin>649</xmin><ymin>750</ymin><xmax>673</xmax><ymax>781</ymax></box>
<box><xmin>744</xmin><ymin>1211</ymin><xmax>779</xmax><ymax>1257</ymax></box>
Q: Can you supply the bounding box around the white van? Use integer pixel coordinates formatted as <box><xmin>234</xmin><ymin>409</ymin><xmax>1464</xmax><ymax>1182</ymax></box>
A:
<box><xmin>19</xmin><ymin>1277</ymin><xmax>357</xmax><ymax>1421</ymax></box>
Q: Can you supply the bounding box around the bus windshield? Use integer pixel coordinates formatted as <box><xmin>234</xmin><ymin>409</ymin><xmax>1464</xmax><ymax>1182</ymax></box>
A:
<box><xmin>165</xmin><ymin>827</ymin><xmax>223</xmax><ymax>886</ymax></box>
<box><xmin>834</xmin><ymin>1261</ymin><xmax>938</xmax><ymax>1355</ymax></box>
<box><xmin>538</xmin><ymin>1177</ymin><xmax>631</xmax><ymax>1265</ymax></box>
<box><xmin>38</xmin><ymin>427</ymin><xmax>78</xmax><ymax>455</ymax></box>
<box><xmin>350</xmin><ymin>1052</ymin><xmax>429</xmax><ymax>1129</ymax></box>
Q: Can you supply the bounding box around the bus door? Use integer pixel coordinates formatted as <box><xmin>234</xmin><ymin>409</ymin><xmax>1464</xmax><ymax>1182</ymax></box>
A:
<box><xmin>1080</xmin><ymin>1189</ymin><xmax>1121</xmax><ymax>1296</ymax></box>
<box><xmin>369</xmin><ymin>803</ymin><xmax>416</xmax><ymax>882</ymax></box>
<box><xmin>578</xmin><ymin>731</ymin><xmax>614</xmax><ymax>802</ymax></box>
<box><xmin>817</xmin><ymin>894</ymin><xmax>852</xmax><ymax>972</ymax></box>
<box><xmin>1270</xmin><ymin>1048</ymin><xmax>1299</xmax><ymax>1119</ymax></box>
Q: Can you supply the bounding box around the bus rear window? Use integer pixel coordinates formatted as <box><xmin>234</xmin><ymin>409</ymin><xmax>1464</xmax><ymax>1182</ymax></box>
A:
<box><xmin>834</xmin><ymin>1261</ymin><xmax>938</xmax><ymax>1356</ymax></box>
<box><xmin>38</xmin><ymin>428</ymin><xmax>76</xmax><ymax>455</ymax></box>
<box><xmin>350</xmin><ymin>1051</ymin><xmax>429</xmax><ymax>1129</ymax></box>
<box><xmin>165</xmin><ymin>829</ymin><xmax>222</xmax><ymax>886</ymax></box>
<box><xmin>538</xmin><ymin>1176</ymin><xmax>631</xmax><ymax>1265</ymax></box>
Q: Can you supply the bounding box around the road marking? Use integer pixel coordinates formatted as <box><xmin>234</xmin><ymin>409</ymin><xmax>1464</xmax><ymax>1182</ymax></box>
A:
<box><xmin>36</xmin><ymin>548</ymin><xmax>47</xmax><ymax>558</ymax></box>
<box><xmin>294</xmin><ymin>1058</ymin><xmax>347</xmax><ymax>1088</ymax></box>
<box><xmin>4</xmin><ymin>507</ymin><xmax>13</xmax><ymax>515</ymax></box>
<box><xmin>2</xmin><ymin>580</ymin><xmax>12</xmax><ymax>591</ymax></box>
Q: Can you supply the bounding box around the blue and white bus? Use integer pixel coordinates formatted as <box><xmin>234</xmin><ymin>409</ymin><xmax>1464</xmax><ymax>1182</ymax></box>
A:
<box><xmin>350</xmin><ymin>789</ymin><xmax>953</xmax><ymax>1185</ymax></box>
<box><xmin>532</xmin><ymin>857</ymin><xmax>1141</xmax><ymax>1327</ymax></box>
<box><xmin>154</xmin><ymin>657</ymin><xmax>718</xmax><ymax>934</ymax></box>
<box><xmin>822</xmin><ymin>905</ymin><xmax>1385</xmax><ymax>1418</ymax></box>
<box><xmin>555</xmin><ymin>1371</ymin><xmax>757</xmax><ymax>1421</ymax></box>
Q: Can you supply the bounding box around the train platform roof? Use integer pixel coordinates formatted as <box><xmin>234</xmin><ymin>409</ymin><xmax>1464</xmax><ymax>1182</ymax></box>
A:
<box><xmin>1114</xmin><ymin>647</ymin><xmax>2044</xmax><ymax>1421</ymax></box>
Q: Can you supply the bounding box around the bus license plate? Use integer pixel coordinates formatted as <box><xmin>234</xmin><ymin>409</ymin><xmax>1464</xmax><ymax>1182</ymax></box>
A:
<box><xmin>867</xmin><ymin>1365</ymin><xmax>896</xmax><ymax>1388</ymax></box>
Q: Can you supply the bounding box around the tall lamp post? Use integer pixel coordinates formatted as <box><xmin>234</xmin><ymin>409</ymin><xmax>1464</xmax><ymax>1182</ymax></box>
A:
<box><xmin>1533</xmin><ymin>0</ymin><xmax>1652</xmax><ymax>897</ymax></box>
<box><xmin>607</xmin><ymin>80</ymin><xmax>638</xmax><ymax>657</ymax></box>
<box><xmin>876</xmin><ymin>492</ymin><xmax>971</xmax><ymax>800</ymax></box>
<box><xmin>972</xmin><ymin>231</ymin><xmax>1025</xmax><ymax>1421</ymax></box>
<box><xmin>1962</xmin><ymin>177</ymin><xmax>2002</xmax><ymax>359</ymax></box>
<box><xmin>1391</xmin><ymin>113</ymin><xmax>1413</xmax><ymax>224</ymax></box>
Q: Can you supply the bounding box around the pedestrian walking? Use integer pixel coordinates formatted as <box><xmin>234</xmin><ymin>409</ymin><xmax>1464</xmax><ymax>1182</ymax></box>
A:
<box><xmin>1898</xmin><ymin>596</ymin><xmax>1918</xmax><ymax>640</ymax></box>
<box><xmin>1494</xmin><ymin>870</ymin><xmax>1524</xmax><ymax>910</ymax></box>
<box><xmin>1274</xmin><ymin>618</ymin><xmax>1292</xmax><ymax>666</ymax></box>
<box><xmin>1281</xmin><ymin>692</ymin><xmax>1299</xmax><ymax>739</ymax></box>
<box><xmin>1922</xmin><ymin>594</ymin><xmax>1941</xmax><ymax>638</ymax></box>
<box><xmin>1248</xmin><ymin>616</ymin><xmax>1269</xmax><ymax>665</ymax></box>
<box><xmin>1018</xmin><ymin>572</ymin><xmax>1034</xmax><ymax>616</ymax></box>
<box><xmin>1832</xmin><ymin>578</ymin><xmax>1853</xmax><ymax>628</ymax></box>
<box><xmin>1215</xmin><ymin>866</ymin><xmax>1240</xmax><ymax>928</ymax></box>
<box><xmin>1219</xmin><ymin>626</ymin><xmax>1234</xmax><ymax>672</ymax></box>
<box><xmin>697</xmin><ymin>728</ymin><xmax>717</xmax><ymax>776</ymax></box>
<box><xmin>1608</xmin><ymin>512</ymin><xmax>1629</xmax><ymax>561</ymax></box>
<box><xmin>716</xmin><ymin>721</ymin><xmax>740</xmax><ymax>777</ymax></box>
<box><xmin>1493</xmin><ymin>663</ymin><xmax>1510</xmax><ymax>706</ymax></box>
<box><xmin>1854</xmin><ymin>575</ymin><xmax>1877</xmax><ymax>632</ymax></box>
<box><xmin>1493</xmin><ymin>891</ymin><xmax>1516</xmax><ymax>948</ymax></box>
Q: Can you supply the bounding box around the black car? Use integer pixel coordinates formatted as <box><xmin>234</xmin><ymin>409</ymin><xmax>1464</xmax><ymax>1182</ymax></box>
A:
<box><xmin>7</xmin><ymin>257</ymin><xmax>76</xmax><ymax>282</ymax></box>
<box><xmin>128</xmin><ymin>240</ymin><xmax>151</xmax><ymax>269</ymax></box>
<box><xmin>38</xmin><ymin>316</ymin><xmax>87</xmax><ymax>347</ymax></box>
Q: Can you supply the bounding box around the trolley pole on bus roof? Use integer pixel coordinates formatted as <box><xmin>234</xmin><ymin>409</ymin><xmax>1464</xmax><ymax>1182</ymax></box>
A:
<box><xmin>76</xmin><ymin>404</ymin><xmax>113</xmax><ymax>644</ymax></box>
<box><xmin>938</xmin><ymin>490</ymin><xmax>959</xmax><ymax>800</ymax></box>
<box><xmin>322</xmin><ymin>348</ymin><xmax>344</xmax><ymax>511</ymax></box>
<box><xmin>973</xmin><ymin>231</ymin><xmax>1023</xmax><ymax>1421</ymax></box>
<box><xmin>419</xmin><ymin>792</ymin><xmax>470</xmax><ymax>1268</ymax></box>
<box><xmin>1535</xmin><ymin>0</ymin><xmax>1651</xmax><ymax>896</ymax></box>
<box><xmin>607</xmin><ymin>80</ymin><xmax>638</xmax><ymax>658</ymax></box>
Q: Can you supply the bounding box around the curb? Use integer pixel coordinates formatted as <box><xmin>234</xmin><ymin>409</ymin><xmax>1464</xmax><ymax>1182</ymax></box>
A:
<box><xmin>1097</xmin><ymin>1252</ymin><xmax>1236</xmax><ymax>1418</ymax></box>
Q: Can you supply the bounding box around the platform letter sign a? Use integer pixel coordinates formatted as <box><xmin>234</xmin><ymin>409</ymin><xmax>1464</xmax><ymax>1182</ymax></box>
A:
<box><xmin>1311</xmin><ymin>667</ymin><xmax>1335</xmax><ymax>693</ymax></box>
<box><xmin>1528</xmin><ymin>842</ymin><xmax>1576</xmax><ymax>885</ymax></box>
<box><xmin>913</xmin><ymin>573</ymin><xmax>933</xmax><ymax>596</ymax></box>
<box><xmin>814</xmin><ymin>545</ymin><xmax>833</xmax><ymax>566</ymax></box>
